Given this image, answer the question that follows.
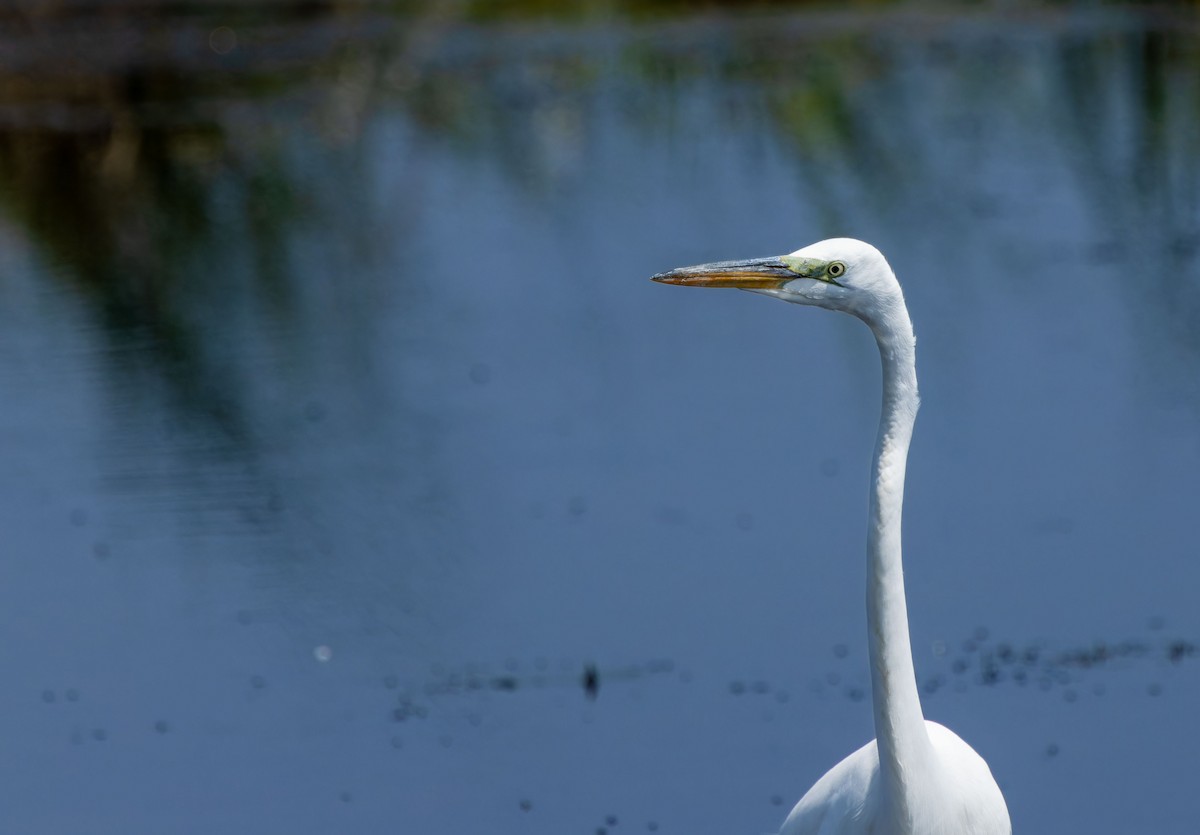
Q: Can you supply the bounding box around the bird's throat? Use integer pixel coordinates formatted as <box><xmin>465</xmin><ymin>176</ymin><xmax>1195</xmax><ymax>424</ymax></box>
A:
<box><xmin>865</xmin><ymin>317</ymin><xmax>933</xmax><ymax>817</ymax></box>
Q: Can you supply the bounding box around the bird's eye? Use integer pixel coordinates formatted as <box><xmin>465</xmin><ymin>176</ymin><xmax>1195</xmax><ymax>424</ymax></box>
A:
<box><xmin>827</xmin><ymin>262</ymin><xmax>846</xmax><ymax>279</ymax></box>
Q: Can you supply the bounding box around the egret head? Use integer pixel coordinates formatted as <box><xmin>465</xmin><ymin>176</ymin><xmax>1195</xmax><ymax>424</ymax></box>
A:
<box><xmin>651</xmin><ymin>238</ymin><xmax>904</xmax><ymax>329</ymax></box>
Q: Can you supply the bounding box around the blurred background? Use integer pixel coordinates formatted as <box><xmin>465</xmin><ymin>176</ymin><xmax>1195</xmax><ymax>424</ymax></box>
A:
<box><xmin>1</xmin><ymin>0</ymin><xmax>1199</xmax><ymax>832</ymax></box>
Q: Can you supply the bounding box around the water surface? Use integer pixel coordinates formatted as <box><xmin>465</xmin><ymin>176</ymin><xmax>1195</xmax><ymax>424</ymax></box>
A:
<box><xmin>1</xmin><ymin>6</ymin><xmax>1199</xmax><ymax>834</ymax></box>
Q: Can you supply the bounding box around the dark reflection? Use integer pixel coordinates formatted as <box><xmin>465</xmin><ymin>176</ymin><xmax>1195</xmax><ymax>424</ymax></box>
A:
<box><xmin>6</xmin><ymin>6</ymin><xmax>1199</xmax><ymax>345</ymax></box>
<box><xmin>1052</xmin><ymin>27</ymin><xmax>1200</xmax><ymax>402</ymax></box>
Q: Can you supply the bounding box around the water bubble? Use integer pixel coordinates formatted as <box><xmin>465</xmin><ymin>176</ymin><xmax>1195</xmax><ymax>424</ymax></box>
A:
<box><xmin>314</xmin><ymin>645</ymin><xmax>333</xmax><ymax>663</ymax></box>
<box><xmin>469</xmin><ymin>363</ymin><xmax>492</xmax><ymax>385</ymax></box>
<box><xmin>209</xmin><ymin>26</ymin><xmax>237</xmax><ymax>55</ymax></box>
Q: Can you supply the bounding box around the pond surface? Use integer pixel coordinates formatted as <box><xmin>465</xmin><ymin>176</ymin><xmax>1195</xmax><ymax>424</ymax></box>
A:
<box><xmin>1</xmin><ymin>5</ymin><xmax>1199</xmax><ymax>834</ymax></box>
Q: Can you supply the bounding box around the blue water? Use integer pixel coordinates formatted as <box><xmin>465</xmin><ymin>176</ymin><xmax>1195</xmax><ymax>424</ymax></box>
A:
<box><xmin>0</xmin><ymin>7</ymin><xmax>1198</xmax><ymax>834</ymax></box>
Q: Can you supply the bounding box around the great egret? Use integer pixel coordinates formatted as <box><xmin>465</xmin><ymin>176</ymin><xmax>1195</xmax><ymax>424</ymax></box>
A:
<box><xmin>652</xmin><ymin>239</ymin><xmax>1010</xmax><ymax>835</ymax></box>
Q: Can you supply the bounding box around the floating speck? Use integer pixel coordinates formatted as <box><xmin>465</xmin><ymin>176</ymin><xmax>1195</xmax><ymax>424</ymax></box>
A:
<box><xmin>729</xmin><ymin>681</ymin><xmax>746</xmax><ymax>695</ymax></box>
<box><xmin>92</xmin><ymin>728</ymin><xmax>107</xmax><ymax>742</ymax></box>
<box><xmin>154</xmin><ymin>720</ymin><xmax>169</xmax><ymax>734</ymax></box>
<box><xmin>41</xmin><ymin>690</ymin><xmax>55</xmax><ymax>704</ymax></box>
<box><xmin>339</xmin><ymin>791</ymin><xmax>352</xmax><ymax>803</ymax></box>
<box><xmin>491</xmin><ymin>676</ymin><xmax>518</xmax><ymax>692</ymax></box>
<box><xmin>1046</xmin><ymin>743</ymin><xmax>1059</xmax><ymax>758</ymax></box>
<box><xmin>583</xmin><ymin>665</ymin><xmax>600</xmax><ymax>700</ymax></box>
<box><xmin>519</xmin><ymin>799</ymin><xmax>532</xmax><ymax>812</ymax></box>
<box><xmin>1148</xmin><ymin>682</ymin><xmax>1163</xmax><ymax>697</ymax></box>
<box><xmin>65</xmin><ymin>689</ymin><xmax>80</xmax><ymax>703</ymax></box>
<box><xmin>770</xmin><ymin>794</ymin><xmax>783</xmax><ymax>806</ymax></box>
<box><xmin>833</xmin><ymin>643</ymin><xmax>849</xmax><ymax>659</ymax></box>
<box><xmin>250</xmin><ymin>675</ymin><xmax>266</xmax><ymax>690</ymax></box>
<box><xmin>1167</xmin><ymin>641</ymin><xmax>1193</xmax><ymax>663</ymax></box>
<box><xmin>606</xmin><ymin>814</ymin><xmax>618</xmax><ymax>825</ymax></box>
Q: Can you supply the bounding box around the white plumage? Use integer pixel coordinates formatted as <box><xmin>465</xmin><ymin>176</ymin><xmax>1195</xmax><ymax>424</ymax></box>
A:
<box><xmin>654</xmin><ymin>239</ymin><xmax>1010</xmax><ymax>835</ymax></box>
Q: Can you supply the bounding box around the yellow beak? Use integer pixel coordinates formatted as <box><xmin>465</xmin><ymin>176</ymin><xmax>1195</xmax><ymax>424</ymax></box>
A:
<box><xmin>650</xmin><ymin>256</ymin><xmax>797</xmax><ymax>289</ymax></box>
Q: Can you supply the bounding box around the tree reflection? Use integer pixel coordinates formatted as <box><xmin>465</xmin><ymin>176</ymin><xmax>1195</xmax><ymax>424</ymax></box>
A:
<box><xmin>2</xmin><ymin>2</ymin><xmax>1200</xmax><ymax>529</ymax></box>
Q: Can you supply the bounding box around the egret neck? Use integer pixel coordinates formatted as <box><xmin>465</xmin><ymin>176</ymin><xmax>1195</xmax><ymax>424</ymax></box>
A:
<box><xmin>864</xmin><ymin>304</ymin><xmax>932</xmax><ymax>819</ymax></box>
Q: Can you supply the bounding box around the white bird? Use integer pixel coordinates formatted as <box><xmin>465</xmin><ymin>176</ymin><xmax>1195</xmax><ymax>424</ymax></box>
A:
<box><xmin>652</xmin><ymin>239</ymin><xmax>1010</xmax><ymax>835</ymax></box>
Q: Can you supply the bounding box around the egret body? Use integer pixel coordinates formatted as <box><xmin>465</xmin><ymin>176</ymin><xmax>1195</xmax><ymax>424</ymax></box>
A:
<box><xmin>652</xmin><ymin>239</ymin><xmax>1010</xmax><ymax>835</ymax></box>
